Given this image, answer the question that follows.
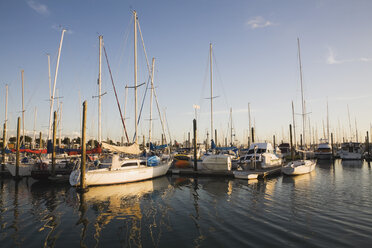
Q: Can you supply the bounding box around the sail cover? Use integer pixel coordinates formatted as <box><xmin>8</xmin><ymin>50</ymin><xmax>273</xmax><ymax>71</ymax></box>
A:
<box><xmin>101</xmin><ymin>142</ymin><xmax>141</xmax><ymax>155</ymax></box>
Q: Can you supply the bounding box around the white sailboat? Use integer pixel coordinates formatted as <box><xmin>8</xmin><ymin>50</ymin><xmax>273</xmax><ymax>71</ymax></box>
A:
<box><xmin>200</xmin><ymin>43</ymin><xmax>231</xmax><ymax>171</ymax></box>
<box><xmin>282</xmin><ymin>38</ymin><xmax>316</xmax><ymax>176</ymax></box>
<box><xmin>69</xmin><ymin>11</ymin><xmax>171</xmax><ymax>187</ymax></box>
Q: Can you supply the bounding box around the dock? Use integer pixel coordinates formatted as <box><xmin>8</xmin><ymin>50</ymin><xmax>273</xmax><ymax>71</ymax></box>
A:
<box><xmin>167</xmin><ymin>166</ymin><xmax>282</xmax><ymax>179</ymax></box>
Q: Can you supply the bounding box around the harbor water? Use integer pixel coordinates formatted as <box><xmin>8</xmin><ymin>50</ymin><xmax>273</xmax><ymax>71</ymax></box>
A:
<box><xmin>0</xmin><ymin>159</ymin><xmax>371</xmax><ymax>247</ymax></box>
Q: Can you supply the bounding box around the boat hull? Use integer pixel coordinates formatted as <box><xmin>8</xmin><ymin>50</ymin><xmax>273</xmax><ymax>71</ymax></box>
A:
<box><xmin>201</xmin><ymin>155</ymin><xmax>231</xmax><ymax>171</ymax></box>
<box><xmin>69</xmin><ymin>161</ymin><xmax>171</xmax><ymax>186</ymax></box>
<box><xmin>282</xmin><ymin>160</ymin><xmax>316</xmax><ymax>175</ymax></box>
<box><xmin>5</xmin><ymin>163</ymin><xmax>33</xmax><ymax>177</ymax></box>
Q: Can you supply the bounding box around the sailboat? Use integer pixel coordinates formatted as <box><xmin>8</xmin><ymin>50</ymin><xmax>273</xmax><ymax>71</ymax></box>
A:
<box><xmin>69</xmin><ymin>11</ymin><xmax>171</xmax><ymax>187</ymax></box>
<box><xmin>200</xmin><ymin>43</ymin><xmax>232</xmax><ymax>171</ymax></box>
<box><xmin>282</xmin><ymin>38</ymin><xmax>316</xmax><ymax>176</ymax></box>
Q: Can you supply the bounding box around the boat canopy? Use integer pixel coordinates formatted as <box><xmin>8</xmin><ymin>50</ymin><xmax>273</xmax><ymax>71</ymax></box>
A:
<box><xmin>102</xmin><ymin>142</ymin><xmax>141</xmax><ymax>155</ymax></box>
<box><xmin>150</xmin><ymin>143</ymin><xmax>168</xmax><ymax>151</ymax></box>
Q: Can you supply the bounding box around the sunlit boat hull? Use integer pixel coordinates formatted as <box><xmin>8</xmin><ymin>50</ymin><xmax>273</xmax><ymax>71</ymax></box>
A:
<box><xmin>281</xmin><ymin>160</ymin><xmax>316</xmax><ymax>175</ymax></box>
<box><xmin>69</xmin><ymin>161</ymin><xmax>172</xmax><ymax>186</ymax></box>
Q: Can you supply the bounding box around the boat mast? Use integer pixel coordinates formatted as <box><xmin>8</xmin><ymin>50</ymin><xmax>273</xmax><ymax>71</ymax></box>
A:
<box><xmin>327</xmin><ymin>99</ymin><xmax>330</xmax><ymax>142</ymax></box>
<box><xmin>230</xmin><ymin>108</ymin><xmax>233</xmax><ymax>146</ymax></box>
<box><xmin>21</xmin><ymin>70</ymin><xmax>25</xmax><ymax>146</ymax></box>
<box><xmin>98</xmin><ymin>35</ymin><xmax>102</xmax><ymax>143</ymax></box>
<box><xmin>355</xmin><ymin>118</ymin><xmax>358</xmax><ymax>143</ymax></box>
<box><xmin>47</xmin><ymin>54</ymin><xmax>52</xmax><ymax>101</ymax></box>
<box><xmin>134</xmin><ymin>11</ymin><xmax>138</xmax><ymax>144</ymax></box>
<box><xmin>297</xmin><ymin>38</ymin><xmax>306</xmax><ymax>148</ymax></box>
<box><xmin>149</xmin><ymin>58</ymin><xmax>155</xmax><ymax>145</ymax></box>
<box><xmin>210</xmin><ymin>43</ymin><xmax>214</xmax><ymax>143</ymax></box>
<box><xmin>48</xmin><ymin>29</ymin><xmax>66</xmax><ymax>140</ymax></box>
<box><xmin>33</xmin><ymin>107</ymin><xmax>37</xmax><ymax>149</ymax></box>
<box><xmin>347</xmin><ymin>104</ymin><xmax>352</xmax><ymax>141</ymax></box>
<box><xmin>291</xmin><ymin>101</ymin><xmax>296</xmax><ymax>148</ymax></box>
<box><xmin>59</xmin><ymin>102</ymin><xmax>62</xmax><ymax>147</ymax></box>
<box><xmin>4</xmin><ymin>84</ymin><xmax>8</xmax><ymax>148</ymax></box>
<box><xmin>248</xmin><ymin>102</ymin><xmax>251</xmax><ymax>147</ymax></box>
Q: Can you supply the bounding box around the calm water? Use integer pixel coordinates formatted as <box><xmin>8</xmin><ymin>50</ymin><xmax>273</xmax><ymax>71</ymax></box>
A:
<box><xmin>1</xmin><ymin>159</ymin><xmax>371</xmax><ymax>247</ymax></box>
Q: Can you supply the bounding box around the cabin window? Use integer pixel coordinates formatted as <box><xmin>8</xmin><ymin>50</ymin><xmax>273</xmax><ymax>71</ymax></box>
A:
<box><xmin>122</xmin><ymin>162</ymin><xmax>138</xmax><ymax>167</ymax></box>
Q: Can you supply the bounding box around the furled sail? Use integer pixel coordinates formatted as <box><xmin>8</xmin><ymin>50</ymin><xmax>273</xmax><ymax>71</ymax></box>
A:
<box><xmin>101</xmin><ymin>142</ymin><xmax>141</xmax><ymax>155</ymax></box>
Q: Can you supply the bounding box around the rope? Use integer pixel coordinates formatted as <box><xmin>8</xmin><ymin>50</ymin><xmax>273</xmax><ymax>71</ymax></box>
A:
<box><xmin>137</xmin><ymin>20</ymin><xmax>168</xmax><ymax>147</ymax></box>
<box><xmin>132</xmin><ymin>75</ymin><xmax>151</xmax><ymax>142</ymax></box>
<box><xmin>103</xmin><ymin>44</ymin><xmax>130</xmax><ymax>143</ymax></box>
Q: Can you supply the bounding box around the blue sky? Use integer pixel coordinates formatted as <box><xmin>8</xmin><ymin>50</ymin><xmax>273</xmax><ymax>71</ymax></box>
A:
<box><xmin>1</xmin><ymin>0</ymin><xmax>372</xmax><ymax>145</ymax></box>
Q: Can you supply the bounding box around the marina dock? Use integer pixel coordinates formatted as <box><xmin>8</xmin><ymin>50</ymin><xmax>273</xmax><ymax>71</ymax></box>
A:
<box><xmin>167</xmin><ymin>166</ymin><xmax>282</xmax><ymax>179</ymax></box>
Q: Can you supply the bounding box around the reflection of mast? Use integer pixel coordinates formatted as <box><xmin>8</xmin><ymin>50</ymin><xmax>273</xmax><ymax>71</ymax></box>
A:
<box><xmin>12</xmin><ymin>181</ymin><xmax>20</xmax><ymax>246</ymax></box>
<box><xmin>191</xmin><ymin>178</ymin><xmax>203</xmax><ymax>246</ymax></box>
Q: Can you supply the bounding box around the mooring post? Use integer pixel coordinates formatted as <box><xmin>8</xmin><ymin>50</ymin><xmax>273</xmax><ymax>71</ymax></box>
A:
<box><xmin>39</xmin><ymin>132</ymin><xmax>42</xmax><ymax>148</ymax></box>
<box><xmin>251</xmin><ymin>127</ymin><xmax>255</xmax><ymax>143</ymax></box>
<box><xmin>331</xmin><ymin>133</ymin><xmax>334</xmax><ymax>160</ymax></box>
<box><xmin>193</xmin><ymin>119</ymin><xmax>197</xmax><ymax>171</ymax></box>
<box><xmin>80</xmin><ymin>101</ymin><xmax>87</xmax><ymax>191</ymax></box>
<box><xmin>15</xmin><ymin>117</ymin><xmax>21</xmax><ymax>179</ymax></box>
<box><xmin>2</xmin><ymin>122</ymin><xmax>6</xmax><ymax>172</ymax></box>
<box><xmin>290</xmin><ymin>124</ymin><xmax>294</xmax><ymax>161</ymax></box>
<box><xmin>273</xmin><ymin>135</ymin><xmax>276</xmax><ymax>148</ymax></box>
<box><xmin>52</xmin><ymin>111</ymin><xmax>57</xmax><ymax>177</ymax></box>
<box><xmin>215</xmin><ymin>129</ymin><xmax>217</xmax><ymax>147</ymax></box>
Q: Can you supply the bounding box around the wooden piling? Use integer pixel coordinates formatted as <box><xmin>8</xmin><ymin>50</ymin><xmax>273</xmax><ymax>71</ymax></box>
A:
<box><xmin>193</xmin><ymin>119</ymin><xmax>197</xmax><ymax>171</ymax></box>
<box><xmin>273</xmin><ymin>135</ymin><xmax>276</xmax><ymax>148</ymax></box>
<box><xmin>2</xmin><ymin>123</ymin><xmax>6</xmax><ymax>172</ymax></box>
<box><xmin>15</xmin><ymin>117</ymin><xmax>21</xmax><ymax>179</ymax></box>
<box><xmin>215</xmin><ymin>129</ymin><xmax>217</xmax><ymax>147</ymax></box>
<box><xmin>52</xmin><ymin>111</ymin><xmax>57</xmax><ymax>177</ymax></box>
<box><xmin>331</xmin><ymin>133</ymin><xmax>334</xmax><ymax>160</ymax></box>
<box><xmin>290</xmin><ymin>124</ymin><xmax>294</xmax><ymax>161</ymax></box>
<box><xmin>39</xmin><ymin>132</ymin><xmax>42</xmax><ymax>148</ymax></box>
<box><xmin>251</xmin><ymin>127</ymin><xmax>255</xmax><ymax>143</ymax></box>
<box><xmin>188</xmin><ymin>132</ymin><xmax>190</xmax><ymax>149</ymax></box>
<box><xmin>80</xmin><ymin>101</ymin><xmax>87</xmax><ymax>191</ymax></box>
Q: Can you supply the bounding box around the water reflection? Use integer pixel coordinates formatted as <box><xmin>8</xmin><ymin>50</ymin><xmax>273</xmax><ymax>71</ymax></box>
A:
<box><xmin>341</xmin><ymin>160</ymin><xmax>363</xmax><ymax>168</ymax></box>
<box><xmin>74</xmin><ymin>177</ymin><xmax>171</xmax><ymax>247</ymax></box>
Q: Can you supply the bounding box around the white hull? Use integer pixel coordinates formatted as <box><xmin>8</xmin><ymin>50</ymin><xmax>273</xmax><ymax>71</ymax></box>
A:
<box><xmin>70</xmin><ymin>161</ymin><xmax>171</xmax><ymax>186</ymax></box>
<box><xmin>201</xmin><ymin>154</ymin><xmax>231</xmax><ymax>171</ymax></box>
<box><xmin>5</xmin><ymin>163</ymin><xmax>33</xmax><ymax>177</ymax></box>
<box><xmin>282</xmin><ymin>160</ymin><xmax>316</xmax><ymax>175</ymax></box>
<box><xmin>233</xmin><ymin>171</ymin><xmax>258</xmax><ymax>180</ymax></box>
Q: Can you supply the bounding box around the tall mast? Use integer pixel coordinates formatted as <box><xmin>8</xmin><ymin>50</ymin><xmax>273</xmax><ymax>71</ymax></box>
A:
<box><xmin>124</xmin><ymin>85</ymin><xmax>128</xmax><ymax>142</ymax></box>
<box><xmin>355</xmin><ymin>118</ymin><xmax>358</xmax><ymax>143</ymax></box>
<box><xmin>59</xmin><ymin>102</ymin><xmax>62</xmax><ymax>147</ymax></box>
<box><xmin>48</xmin><ymin>29</ymin><xmax>66</xmax><ymax>140</ymax></box>
<box><xmin>78</xmin><ymin>91</ymin><xmax>82</xmax><ymax>146</ymax></box>
<box><xmin>134</xmin><ymin>10</ymin><xmax>138</xmax><ymax>143</ymax></box>
<box><xmin>47</xmin><ymin>54</ymin><xmax>52</xmax><ymax>100</ymax></box>
<box><xmin>327</xmin><ymin>99</ymin><xmax>330</xmax><ymax>142</ymax></box>
<box><xmin>5</xmin><ymin>85</ymin><xmax>8</xmax><ymax>124</ymax></box>
<box><xmin>21</xmin><ymin>70</ymin><xmax>25</xmax><ymax>146</ymax></box>
<box><xmin>210</xmin><ymin>43</ymin><xmax>214</xmax><ymax>142</ymax></box>
<box><xmin>98</xmin><ymin>35</ymin><xmax>102</xmax><ymax>143</ymax></box>
<box><xmin>230</xmin><ymin>108</ymin><xmax>233</xmax><ymax>146</ymax></box>
<box><xmin>248</xmin><ymin>102</ymin><xmax>251</xmax><ymax>147</ymax></box>
<box><xmin>33</xmin><ymin>107</ymin><xmax>37</xmax><ymax>149</ymax></box>
<box><xmin>149</xmin><ymin>58</ymin><xmax>155</xmax><ymax>145</ymax></box>
<box><xmin>347</xmin><ymin>104</ymin><xmax>352</xmax><ymax>141</ymax></box>
<box><xmin>291</xmin><ymin>101</ymin><xmax>297</xmax><ymax>148</ymax></box>
<box><xmin>4</xmin><ymin>85</ymin><xmax>8</xmax><ymax>148</ymax></box>
<box><xmin>297</xmin><ymin>38</ymin><xmax>306</xmax><ymax>147</ymax></box>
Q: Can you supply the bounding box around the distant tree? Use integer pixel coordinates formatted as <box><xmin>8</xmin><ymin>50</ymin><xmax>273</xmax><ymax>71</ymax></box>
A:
<box><xmin>9</xmin><ymin>137</ymin><xmax>16</xmax><ymax>143</ymax></box>
<box><xmin>87</xmin><ymin>139</ymin><xmax>98</xmax><ymax>148</ymax></box>
<box><xmin>62</xmin><ymin>137</ymin><xmax>71</xmax><ymax>145</ymax></box>
<box><xmin>73</xmin><ymin>137</ymin><xmax>81</xmax><ymax>144</ymax></box>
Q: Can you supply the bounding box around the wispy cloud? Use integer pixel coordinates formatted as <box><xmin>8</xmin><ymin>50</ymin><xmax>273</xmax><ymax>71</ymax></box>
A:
<box><xmin>246</xmin><ymin>16</ymin><xmax>275</xmax><ymax>29</ymax></box>
<box><xmin>52</xmin><ymin>24</ymin><xmax>74</xmax><ymax>34</ymax></box>
<box><xmin>27</xmin><ymin>0</ymin><xmax>50</xmax><ymax>16</ymax></box>
<box><xmin>327</xmin><ymin>48</ymin><xmax>372</xmax><ymax>65</ymax></box>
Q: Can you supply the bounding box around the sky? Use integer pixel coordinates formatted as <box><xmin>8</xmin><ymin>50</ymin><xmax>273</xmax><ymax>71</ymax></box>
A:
<box><xmin>1</xmin><ymin>0</ymin><xmax>372</xmax><ymax>146</ymax></box>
